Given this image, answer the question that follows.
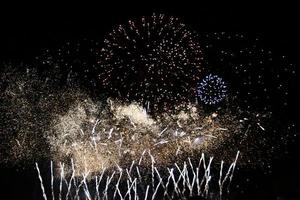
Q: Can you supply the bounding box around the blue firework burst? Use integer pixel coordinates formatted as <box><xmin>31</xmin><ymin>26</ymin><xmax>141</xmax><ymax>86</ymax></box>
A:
<box><xmin>197</xmin><ymin>74</ymin><xmax>227</xmax><ymax>105</ymax></box>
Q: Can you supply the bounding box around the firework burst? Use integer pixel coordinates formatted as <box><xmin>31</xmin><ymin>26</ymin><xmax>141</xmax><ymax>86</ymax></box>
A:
<box><xmin>196</xmin><ymin>74</ymin><xmax>227</xmax><ymax>105</ymax></box>
<box><xmin>97</xmin><ymin>13</ymin><xmax>203</xmax><ymax>110</ymax></box>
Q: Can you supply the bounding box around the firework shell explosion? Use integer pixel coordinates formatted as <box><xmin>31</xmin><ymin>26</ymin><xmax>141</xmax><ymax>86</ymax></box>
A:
<box><xmin>97</xmin><ymin>13</ymin><xmax>203</xmax><ymax>110</ymax></box>
<box><xmin>196</xmin><ymin>74</ymin><xmax>227</xmax><ymax>105</ymax></box>
<box><xmin>0</xmin><ymin>13</ymin><xmax>297</xmax><ymax>200</ymax></box>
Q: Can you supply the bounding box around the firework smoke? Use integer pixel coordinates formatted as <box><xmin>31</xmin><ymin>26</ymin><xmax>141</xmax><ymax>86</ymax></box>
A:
<box><xmin>47</xmin><ymin>98</ymin><xmax>243</xmax><ymax>176</ymax></box>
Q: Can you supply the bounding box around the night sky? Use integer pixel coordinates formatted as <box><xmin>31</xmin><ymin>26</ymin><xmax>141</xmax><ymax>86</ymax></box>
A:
<box><xmin>0</xmin><ymin>2</ymin><xmax>299</xmax><ymax>200</ymax></box>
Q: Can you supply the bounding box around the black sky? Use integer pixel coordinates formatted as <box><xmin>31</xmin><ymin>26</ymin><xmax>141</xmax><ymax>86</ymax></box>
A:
<box><xmin>0</xmin><ymin>2</ymin><xmax>299</xmax><ymax>63</ymax></box>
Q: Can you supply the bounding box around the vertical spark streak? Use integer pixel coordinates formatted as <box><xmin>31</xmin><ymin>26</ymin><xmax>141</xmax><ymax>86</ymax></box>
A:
<box><xmin>164</xmin><ymin>168</ymin><xmax>173</xmax><ymax>198</ymax></box>
<box><xmin>136</xmin><ymin>166</ymin><xmax>142</xmax><ymax>184</ymax></box>
<box><xmin>95</xmin><ymin>176</ymin><xmax>100</xmax><ymax>200</ymax></box>
<box><xmin>104</xmin><ymin>171</ymin><xmax>115</xmax><ymax>200</ymax></box>
<box><xmin>148</xmin><ymin>150</ymin><xmax>156</xmax><ymax>192</ymax></box>
<box><xmin>188</xmin><ymin>157</ymin><xmax>196</xmax><ymax>196</ymax></box>
<box><xmin>64</xmin><ymin>159</ymin><xmax>75</xmax><ymax>200</ymax></box>
<box><xmin>59</xmin><ymin>162</ymin><xmax>64</xmax><ymax>200</ymax></box>
<box><xmin>126</xmin><ymin>168</ymin><xmax>133</xmax><ymax>183</ymax></box>
<box><xmin>196</xmin><ymin>167</ymin><xmax>200</xmax><ymax>196</ymax></box>
<box><xmin>114</xmin><ymin>171</ymin><xmax>123</xmax><ymax>199</ymax></box>
<box><xmin>138</xmin><ymin>149</ymin><xmax>147</xmax><ymax>165</ymax></box>
<box><xmin>82</xmin><ymin>171</ymin><xmax>91</xmax><ymax>200</ymax></box>
<box><xmin>152</xmin><ymin>181</ymin><xmax>161</xmax><ymax>200</ymax></box>
<box><xmin>182</xmin><ymin>162</ymin><xmax>187</xmax><ymax>194</ymax></box>
<box><xmin>124</xmin><ymin>178</ymin><xmax>137</xmax><ymax>199</ymax></box>
<box><xmin>134</xmin><ymin>178</ymin><xmax>138</xmax><ymax>200</ymax></box>
<box><xmin>144</xmin><ymin>185</ymin><xmax>150</xmax><ymax>200</ymax></box>
<box><xmin>169</xmin><ymin>167</ymin><xmax>180</xmax><ymax>198</ymax></box>
<box><xmin>50</xmin><ymin>161</ymin><xmax>54</xmax><ymax>200</ymax></box>
<box><xmin>129</xmin><ymin>160</ymin><xmax>135</xmax><ymax>174</ymax></box>
<box><xmin>204</xmin><ymin>157</ymin><xmax>213</xmax><ymax>197</ymax></box>
<box><xmin>36</xmin><ymin>163</ymin><xmax>48</xmax><ymax>200</ymax></box>
<box><xmin>227</xmin><ymin>150</ymin><xmax>240</xmax><ymax>192</ymax></box>
<box><xmin>219</xmin><ymin>160</ymin><xmax>225</xmax><ymax>197</ymax></box>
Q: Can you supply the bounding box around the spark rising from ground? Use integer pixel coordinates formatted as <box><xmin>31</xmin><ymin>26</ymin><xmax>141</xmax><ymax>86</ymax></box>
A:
<box><xmin>35</xmin><ymin>151</ymin><xmax>240</xmax><ymax>200</ymax></box>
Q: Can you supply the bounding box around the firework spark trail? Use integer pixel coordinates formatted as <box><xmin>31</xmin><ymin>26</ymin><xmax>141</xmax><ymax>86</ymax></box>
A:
<box><xmin>188</xmin><ymin>157</ymin><xmax>196</xmax><ymax>197</ymax></box>
<box><xmin>169</xmin><ymin>167</ymin><xmax>180</xmax><ymax>198</ymax></box>
<box><xmin>154</xmin><ymin>166</ymin><xmax>171</xmax><ymax>199</ymax></box>
<box><xmin>176</xmin><ymin>162</ymin><xmax>187</xmax><ymax>189</ymax></box>
<box><xmin>138</xmin><ymin>149</ymin><xmax>147</xmax><ymax>165</ymax></box>
<box><xmin>228</xmin><ymin>150</ymin><xmax>240</xmax><ymax>192</ymax></box>
<box><xmin>36</xmin><ymin>163</ymin><xmax>48</xmax><ymax>200</ymax></box>
<box><xmin>173</xmin><ymin>162</ymin><xmax>185</xmax><ymax>198</ymax></box>
<box><xmin>151</xmin><ymin>180</ymin><xmax>161</xmax><ymax>200</ymax></box>
<box><xmin>134</xmin><ymin>179</ymin><xmax>138</xmax><ymax>200</ymax></box>
<box><xmin>59</xmin><ymin>162</ymin><xmax>64</xmax><ymax>200</ymax></box>
<box><xmin>104</xmin><ymin>171</ymin><xmax>115</xmax><ymax>200</ymax></box>
<box><xmin>136</xmin><ymin>166</ymin><xmax>142</xmax><ymax>183</ymax></box>
<box><xmin>144</xmin><ymin>185</ymin><xmax>150</xmax><ymax>200</ymax></box>
<box><xmin>124</xmin><ymin>178</ymin><xmax>137</xmax><ymax>200</ymax></box>
<box><xmin>113</xmin><ymin>170</ymin><xmax>123</xmax><ymax>199</ymax></box>
<box><xmin>219</xmin><ymin>150</ymin><xmax>240</xmax><ymax>197</ymax></box>
<box><xmin>126</xmin><ymin>168</ymin><xmax>133</xmax><ymax>183</ymax></box>
<box><xmin>65</xmin><ymin>159</ymin><xmax>75</xmax><ymax>200</ymax></box>
<box><xmin>95</xmin><ymin>168</ymin><xmax>106</xmax><ymax>200</ymax></box>
<box><xmin>163</xmin><ymin>167</ymin><xmax>173</xmax><ymax>198</ymax></box>
<box><xmin>219</xmin><ymin>160</ymin><xmax>225</xmax><ymax>197</ymax></box>
<box><xmin>204</xmin><ymin>157</ymin><xmax>213</xmax><ymax>197</ymax></box>
<box><xmin>181</xmin><ymin>162</ymin><xmax>187</xmax><ymax>194</ymax></box>
<box><xmin>196</xmin><ymin>167</ymin><xmax>201</xmax><ymax>196</ymax></box>
<box><xmin>129</xmin><ymin>160</ymin><xmax>135</xmax><ymax>174</ymax></box>
<box><xmin>148</xmin><ymin>150</ymin><xmax>156</xmax><ymax>193</ymax></box>
<box><xmin>51</xmin><ymin>161</ymin><xmax>55</xmax><ymax>200</ymax></box>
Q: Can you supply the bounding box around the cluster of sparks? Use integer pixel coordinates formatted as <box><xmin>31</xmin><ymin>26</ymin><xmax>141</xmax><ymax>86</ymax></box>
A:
<box><xmin>48</xmin><ymin>99</ymin><xmax>242</xmax><ymax>176</ymax></box>
<box><xmin>196</xmin><ymin>74</ymin><xmax>227</xmax><ymax>105</ymax></box>
<box><xmin>97</xmin><ymin>13</ymin><xmax>203</xmax><ymax>110</ymax></box>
